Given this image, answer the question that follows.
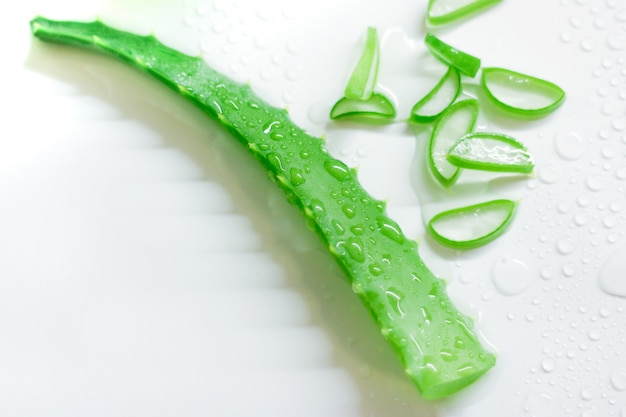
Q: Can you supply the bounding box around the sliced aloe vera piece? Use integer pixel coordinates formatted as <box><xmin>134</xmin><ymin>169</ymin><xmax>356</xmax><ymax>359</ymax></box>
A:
<box><xmin>427</xmin><ymin>199</ymin><xmax>516</xmax><ymax>249</ymax></box>
<box><xmin>424</xmin><ymin>33</ymin><xmax>481</xmax><ymax>78</ymax></box>
<box><xmin>427</xmin><ymin>0</ymin><xmax>502</xmax><ymax>26</ymax></box>
<box><xmin>410</xmin><ymin>66</ymin><xmax>461</xmax><ymax>123</ymax></box>
<box><xmin>481</xmin><ymin>67</ymin><xmax>566</xmax><ymax>117</ymax></box>
<box><xmin>330</xmin><ymin>92</ymin><xmax>396</xmax><ymax>121</ymax></box>
<box><xmin>344</xmin><ymin>27</ymin><xmax>380</xmax><ymax>100</ymax></box>
<box><xmin>428</xmin><ymin>99</ymin><xmax>479</xmax><ymax>187</ymax></box>
<box><xmin>447</xmin><ymin>132</ymin><xmax>534</xmax><ymax>174</ymax></box>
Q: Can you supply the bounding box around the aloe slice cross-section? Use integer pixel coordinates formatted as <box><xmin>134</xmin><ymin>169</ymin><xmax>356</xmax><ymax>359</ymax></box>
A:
<box><xmin>481</xmin><ymin>67</ymin><xmax>566</xmax><ymax>117</ymax></box>
<box><xmin>425</xmin><ymin>33</ymin><xmax>481</xmax><ymax>78</ymax></box>
<box><xmin>410</xmin><ymin>66</ymin><xmax>461</xmax><ymax>124</ymax></box>
<box><xmin>428</xmin><ymin>199</ymin><xmax>516</xmax><ymax>249</ymax></box>
<box><xmin>447</xmin><ymin>132</ymin><xmax>534</xmax><ymax>174</ymax></box>
<box><xmin>428</xmin><ymin>99</ymin><xmax>479</xmax><ymax>187</ymax></box>
<box><xmin>330</xmin><ymin>92</ymin><xmax>396</xmax><ymax>121</ymax></box>
<box><xmin>30</xmin><ymin>17</ymin><xmax>495</xmax><ymax>400</ymax></box>
<box><xmin>344</xmin><ymin>26</ymin><xmax>380</xmax><ymax>100</ymax></box>
<box><xmin>427</xmin><ymin>0</ymin><xmax>503</xmax><ymax>26</ymax></box>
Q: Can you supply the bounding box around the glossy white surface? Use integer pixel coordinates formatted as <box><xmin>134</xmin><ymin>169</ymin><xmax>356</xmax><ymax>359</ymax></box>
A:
<box><xmin>4</xmin><ymin>0</ymin><xmax>626</xmax><ymax>416</ymax></box>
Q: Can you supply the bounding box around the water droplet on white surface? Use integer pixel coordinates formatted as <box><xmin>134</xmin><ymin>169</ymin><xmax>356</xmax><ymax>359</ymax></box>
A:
<box><xmin>555</xmin><ymin>130</ymin><xmax>585</xmax><ymax>160</ymax></box>
<box><xmin>542</xmin><ymin>358</ymin><xmax>556</xmax><ymax>373</ymax></box>
<box><xmin>610</xmin><ymin>372</ymin><xmax>626</xmax><ymax>391</ymax></box>
<box><xmin>538</xmin><ymin>165</ymin><xmax>561</xmax><ymax>184</ymax></box>
<box><xmin>581</xmin><ymin>387</ymin><xmax>594</xmax><ymax>400</ymax></box>
<box><xmin>599</xmin><ymin>244</ymin><xmax>626</xmax><ymax>297</ymax></box>
<box><xmin>541</xmin><ymin>265</ymin><xmax>556</xmax><ymax>280</ymax></box>
<box><xmin>586</xmin><ymin>174</ymin><xmax>606</xmax><ymax>191</ymax></box>
<box><xmin>491</xmin><ymin>257</ymin><xmax>532</xmax><ymax>296</ymax></box>
<box><xmin>606</xmin><ymin>31</ymin><xmax>626</xmax><ymax>50</ymax></box>
<box><xmin>557</xmin><ymin>237</ymin><xmax>576</xmax><ymax>255</ymax></box>
<box><xmin>580</xmin><ymin>38</ymin><xmax>595</xmax><ymax>51</ymax></box>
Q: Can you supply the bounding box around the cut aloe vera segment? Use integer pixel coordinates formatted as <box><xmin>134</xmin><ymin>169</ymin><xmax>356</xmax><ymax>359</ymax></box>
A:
<box><xmin>330</xmin><ymin>92</ymin><xmax>396</xmax><ymax>120</ymax></box>
<box><xmin>427</xmin><ymin>0</ymin><xmax>502</xmax><ymax>26</ymax></box>
<box><xmin>424</xmin><ymin>33</ymin><xmax>481</xmax><ymax>78</ymax></box>
<box><xmin>481</xmin><ymin>67</ymin><xmax>566</xmax><ymax>116</ymax></box>
<box><xmin>428</xmin><ymin>99</ymin><xmax>479</xmax><ymax>187</ymax></box>
<box><xmin>428</xmin><ymin>199</ymin><xmax>516</xmax><ymax>249</ymax></box>
<box><xmin>410</xmin><ymin>66</ymin><xmax>461</xmax><ymax>123</ymax></box>
<box><xmin>448</xmin><ymin>132</ymin><xmax>534</xmax><ymax>174</ymax></box>
<box><xmin>344</xmin><ymin>27</ymin><xmax>380</xmax><ymax>100</ymax></box>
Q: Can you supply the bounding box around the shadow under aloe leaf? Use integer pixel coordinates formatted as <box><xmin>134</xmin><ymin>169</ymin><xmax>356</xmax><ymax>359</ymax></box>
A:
<box><xmin>26</xmin><ymin>39</ymin><xmax>440</xmax><ymax>415</ymax></box>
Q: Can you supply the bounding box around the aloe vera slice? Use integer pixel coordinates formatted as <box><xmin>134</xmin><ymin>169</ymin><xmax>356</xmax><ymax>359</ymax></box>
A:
<box><xmin>424</xmin><ymin>33</ymin><xmax>481</xmax><ymax>78</ymax></box>
<box><xmin>330</xmin><ymin>92</ymin><xmax>396</xmax><ymax>121</ymax></box>
<box><xmin>447</xmin><ymin>132</ymin><xmax>534</xmax><ymax>174</ymax></box>
<box><xmin>344</xmin><ymin>26</ymin><xmax>380</xmax><ymax>100</ymax></box>
<box><xmin>481</xmin><ymin>67</ymin><xmax>566</xmax><ymax>117</ymax></box>
<box><xmin>428</xmin><ymin>99</ymin><xmax>479</xmax><ymax>187</ymax></box>
<box><xmin>410</xmin><ymin>66</ymin><xmax>461</xmax><ymax>123</ymax></box>
<box><xmin>331</xmin><ymin>27</ymin><xmax>396</xmax><ymax>121</ymax></box>
<box><xmin>428</xmin><ymin>199</ymin><xmax>516</xmax><ymax>249</ymax></box>
<box><xmin>427</xmin><ymin>0</ymin><xmax>502</xmax><ymax>26</ymax></box>
<box><xmin>31</xmin><ymin>17</ymin><xmax>495</xmax><ymax>400</ymax></box>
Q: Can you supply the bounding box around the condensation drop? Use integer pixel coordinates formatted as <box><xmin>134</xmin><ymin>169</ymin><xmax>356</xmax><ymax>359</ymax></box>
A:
<box><xmin>610</xmin><ymin>372</ymin><xmax>626</xmax><ymax>391</ymax></box>
<box><xmin>607</xmin><ymin>31</ymin><xmax>626</xmax><ymax>50</ymax></box>
<box><xmin>586</xmin><ymin>174</ymin><xmax>606</xmax><ymax>191</ymax></box>
<box><xmin>554</xmin><ymin>130</ymin><xmax>585</xmax><ymax>160</ymax></box>
<box><xmin>580</xmin><ymin>387</ymin><xmax>594</xmax><ymax>400</ymax></box>
<box><xmin>538</xmin><ymin>165</ymin><xmax>561</xmax><ymax>184</ymax></box>
<box><xmin>557</xmin><ymin>237</ymin><xmax>576</xmax><ymax>255</ymax></box>
<box><xmin>542</xmin><ymin>358</ymin><xmax>556</xmax><ymax>373</ymax></box>
<box><xmin>491</xmin><ymin>257</ymin><xmax>532</xmax><ymax>296</ymax></box>
<box><xmin>599</xmin><ymin>243</ymin><xmax>626</xmax><ymax>297</ymax></box>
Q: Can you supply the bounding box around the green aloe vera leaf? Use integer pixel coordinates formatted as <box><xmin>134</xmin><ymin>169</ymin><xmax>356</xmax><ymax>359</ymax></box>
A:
<box><xmin>30</xmin><ymin>17</ymin><xmax>496</xmax><ymax>399</ymax></box>
<box><xmin>481</xmin><ymin>67</ymin><xmax>566</xmax><ymax>117</ymax></box>
<box><xmin>424</xmin><ymin>33</ymin><xmax>481</xmax><ymax>78</ymax></box>
<box><xmin>427</xmin><ymin>0</ymin><xmax>502</xmax><ymax>26</ymax></box>
<box><xmin>427</xmin><ymin>199</ymin><xmax>516</xmax><ymax>249</ymax></box>
<box><xmin>344</xmin><ymin>26</ymin><xmax>380</xmax><ymax>101</ymax></box>
<box><xmin>330</xmin><ymin>92</ymin><xmax>396</xmax><ymax>121</ymax></box>
<box><xmin>447</xmin><ymin>132</ymin><xmax>534</xmax><ymax>174</ymax></box>
<box><xmin>410</xmin><ymin>66</ymin><xmax>461</xmax><ymax>123</ymax></box>
<box><xmin>428</xmin><ymin>99</ymin><xmax>479</xmax><ymax>187</ymax></box>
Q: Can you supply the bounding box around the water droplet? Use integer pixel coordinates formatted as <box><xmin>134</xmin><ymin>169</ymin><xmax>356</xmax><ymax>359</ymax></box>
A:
<box><xmin>556</xmin><ymin>237</ymin><xmax>576</xmax><ymax>255</ymax></box>
<box><xmin>541</xmin><ymin>265</ymin><xmax>556</xmax><ymax>280</ymax></box>
<box><xmin>574</xmin><ymin>211</ymin><xmax>590</xmax><ymax>226</ymax></box>
<box><xmin>588</xmin><ymin>329</ymin><xmax>601</xmax><ymax>341</ymax></box>
<box><xmin>580</xmin><ymin>387</ymin><xmax>594</xmax><ymax>400</ymax></box>
<box><xmin>332</xmin><ymin>219</ymin><xmax>345</xmax><ymax>235</ymax></box>
<box><xmin>538</xmin><ymin>165</ymin><xmax>561</xmax><ymax>184</ymax></box>
<box><xmin>491</xmin><ymin>257</ymin><xmax>532</xmax><ymax>296</ymax></box>
<box><xmin>386</xmin><ymin>288</ymin><xmax>406</xmax><ymax>317</ymax></box>
<box><xmin>606</xmin><ymin>30</ymin><xmax>626</xmax><ymax>50</ymax></box>
<box><xmin>599</xmin><ymin>243</ymin><xmax>626</xmax><ymax>297</ymax></box>
<box><xmin>541</xmin><ymin>358</ymin><xmax>556</xmax><ymax>373</ymax></box>
<box><xmin>342</xmin><ymin>204</ymin><xmax>356</xmax><ymax>219</ymax></box>
<box><xmin>346</xmin><ymin>237</ymin><xmax>365</xmax><ymax>262</ymax></box>
<box><xmin>554</xmin><ymin>130</ymin><xmax>585</xmax><ymax>161</ymax></box>
<box><xmin>580</xmin><ymin>38</ymin><xmax>595</xmax><ymax>51</ymax></box>
<box><xmin>290</xmin><ymin>167</ymin><xmax>306</xmax><ymax>186</ymax></box>
<box><xmin>324</xmin><ymin>159</ymin><xmax>350</xmax><ymax>181</ymax></box>
<box><xmin>586</xmin><ymin>174</ymin><xmax>606</xmax><ymax>191</ymax></box>
<box><xmin>376</xmin><ymin>217</ymin><xmax>405</xmax><ymax>244</ymax></box>
<box><xmin>611</xmin><ymin>372</ymin><xmax>626</xmax><ymax>391</ymax></box>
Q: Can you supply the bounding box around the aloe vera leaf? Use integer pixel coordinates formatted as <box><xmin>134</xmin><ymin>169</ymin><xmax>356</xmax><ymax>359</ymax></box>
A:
<box><xmin>428</xmin><ymin>99</ymin><xmax>479</xmax><ymax>188</ymax></box>
<box><xmin>447</xmin><ymin>132</ymin><xmax>535</xmax><ymax>174</ymax></box>
<box><xmin>30</xmin><ymin>17</ymin><xmax>495</xmax><ymax>399</ymax></box>
<box><xmin>481</xmin><ymin>67</ymin><xmax>566</xmax><ymax>117</ymax></box>
<box><xmin>424</xmin><ymin>33</ymin><xmax>481</xmax><ymax>78</ymax></box>
<box><xmin>427</xmin><ymin>199</ymin><xmax>516</xmax><ymax>249</ymax></box>
<box><xmin>330</xmin><ymin>92</ymin><xmax>396</xmax><ymax>121</ymax></box>
<box><xmin>427</xmin><ymin>0</ymin><xmax>502</xmax><ymax>26</ymax></box>
<box><xmin>410</xmin><ymin>66</ymin><xmax>461</xmax><ymax>124</ymax></box>
<box><xmin>344</xmin><ymin>26</ymin><xmax>380</xmax><ymax>101</ymax></box>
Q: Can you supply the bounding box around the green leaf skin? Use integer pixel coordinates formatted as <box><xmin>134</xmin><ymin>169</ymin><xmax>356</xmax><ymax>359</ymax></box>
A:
<box><xmin>344</xmin><ymin>26</ymin><xmax>380</xmax><ymax>101</ymax></box>
<box><xmin>427</xmin><ymin>0</ymin><xmax>502</xmax><ymax>26</ymax></box>
<box><xmin>30</xmin><ymin>17</ymin><xmax>495</xmax><ymax>399</ymax></box>
<box><xmin>330</xmin><ymin>93</ymin><xmax>396</xmax><ymax>121</ymax></box>
<box><xmin>424</xmin><ymin>33</ymin><xmax>481</xmax><ymax>78</ymax></box>
<box><xmin>427</xmin><ymin>199</ymin><xmax>516</xmax><ymax>249</ymax></box>
<box><xmin>481</xmin><ymin>67</ymin><xmax>566</xmax><ymax>117</ymax></box>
